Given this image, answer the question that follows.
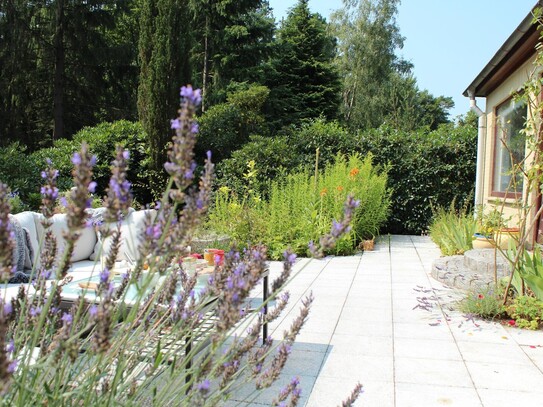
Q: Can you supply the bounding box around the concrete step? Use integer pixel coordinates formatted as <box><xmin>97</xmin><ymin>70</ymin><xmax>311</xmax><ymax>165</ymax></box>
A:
<box><xmin>431</xmin><ymin>249</ymin><xmax>512</xmax><ymax>290</ymax></box>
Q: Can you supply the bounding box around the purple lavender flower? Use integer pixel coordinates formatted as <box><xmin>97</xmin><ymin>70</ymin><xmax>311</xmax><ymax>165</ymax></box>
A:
<box><xmin>89</xmin><ymin>305</ymin><xmax>98</xmax><ymax>317</ymax></box>
<box><xmin>88</xmin><ymin>181</ymin><xmax>97</xmax><ymax>193</ymax></box>
<box><xmin>71</xmin><ymin>152</ymin><xmax>82</xmax><ymax>165</ymax></box>
<box><xmin>171</xmin><ymin>119</ymin><xmax>181</xmax><ymax>129</ymax></box>
<box><xmin>197</xmin><ymin>379</ymin><xmax>210</xmax><ymax>393</ymax></box>
<box><xmin>102</xmin><ymin>146</ymin><xmax>133</xmax><ymax>222</ymax></box>
<box><xmin>180</xmin><ymin>85</ymin><xmax>202</xmax><ymax>106</ymax></box>
<box><xmin>284</xmin><ymin>251</ymin><xmax>297</xmax><ymax>266</ymax></box>
<box><xmin>6</xmin><ymin>340</ymin><xmax>14</xmax><ymax>353</ymax></box>
<box><xmin>61</xmin><ymin>313</ymin><xmax>73</xmax><ymax>325</ymax></box>
<box><xmin>7</xmin><ymin>360</ymin><xmax>17</xmax><ymax>374</ymax></box>
<box><xmin>29</xmin><ymin>306</ymin><xmax>42</xmax><ymax>317</ymax></box>
<box><xmin>3</xmin><ymin>301</ymin><xmax>12</xmax><ymax>316</ymax></box>
<box><xmin>100</xmin><ymin>268</ymin><xmax>110</xmax><ymax>284</ymax></box>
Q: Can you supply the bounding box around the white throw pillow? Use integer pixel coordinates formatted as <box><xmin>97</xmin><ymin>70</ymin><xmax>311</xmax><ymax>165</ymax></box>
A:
<box><xmin>91</xmin><ymin>209</ymin><xmax>156</xmax><ymax>262</ymax></box>
<box><xmin>50</xmin><ymin>213</ymin><xmax>97</xmax><ymax>262</ymax></box>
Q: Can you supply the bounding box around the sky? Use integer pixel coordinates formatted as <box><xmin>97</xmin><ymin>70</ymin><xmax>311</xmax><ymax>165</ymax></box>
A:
<box><xmin>267</xmin><ymin>0</ymin><xmax>537</xmax><ymax>119</ymax></box>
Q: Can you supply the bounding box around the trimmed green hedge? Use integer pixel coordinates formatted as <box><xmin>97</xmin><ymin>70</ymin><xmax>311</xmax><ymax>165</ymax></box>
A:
<box><xmin>216</xmin><ymin>118</ymin><xmax>477</xmax><ymax>235</ymax></box>
<box><xmin>358</xmin><ymin>122</ymin><xmax>477</xmax><ymax>234</ymax></box>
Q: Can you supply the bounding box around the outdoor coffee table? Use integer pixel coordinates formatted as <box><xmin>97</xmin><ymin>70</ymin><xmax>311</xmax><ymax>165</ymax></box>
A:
<box><xmin>59</xmin><ymin>268</ymin><xmax>270</xmax><ymax>340</ymax></box>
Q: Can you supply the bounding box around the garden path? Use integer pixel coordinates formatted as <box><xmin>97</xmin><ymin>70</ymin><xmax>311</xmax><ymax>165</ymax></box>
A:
<box><xmin>227</xmin><ymin>235</ymin><xmax>543</xmax><ymax>406</ymax></box>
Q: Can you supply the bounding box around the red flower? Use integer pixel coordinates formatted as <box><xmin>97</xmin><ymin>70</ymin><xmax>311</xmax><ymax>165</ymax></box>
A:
<box><xmin>478</xmin><ymin>294</ymin><xmax>484</xmax><ymax>299</ymax></box>
<box><xmin>508</xmin><ymin>320</ymin><xmax>516</xmax><ymax>326</ymax></box>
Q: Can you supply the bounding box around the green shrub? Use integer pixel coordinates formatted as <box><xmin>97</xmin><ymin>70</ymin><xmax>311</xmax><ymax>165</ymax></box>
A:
<box><xmin>215</xmin><ymin>135</ymin><xmax>296</xmax><ymax>197</ymax></box>
<box><xmin>359</xmin><ymin>121</ymin><xmax>477</xmax><ymax>234</ymax></box>
<box><xmin>285</xmin><ymin>119</ymin><xmax>357</xmax><ymax>170</ymax></box>
<box><xmin>459</xmin><ymin>287</ymin><xmax>505</xmax><ymax>319</ymax></box>
<box><xmin>219</xmin><ymin>118</ymin><xmax>475</xmax><ymax>236</ymax></box>
<box><xmin>0</xmin><ymin>142</ymin><xmax>42</xmax><ymax>209</ymax></box>
<box><xmin>196</xmin><ymin>85</ymin><xmax>269</xmax><ymax>162</ymax></box>
<box><xmin>208</xmin><ymin>153</ymin><xmax>390</xmax><ymax>259</ymax></box>
<box><xmin>31</xmin><ymin>121</ymin><xmax>151</xmax><ymax>205</ymax></box>
<box><xmin>72</xmin><ymin>120</ymin><xmax>150</xmax><ymax>203</ymax></box>
<box><xmin>429</xmin><ymin>201</ymin><xmax>477</xmax><ymax>255</ymax></box>
<box><xmin>506</xmin><ymin>296</ymin><xmax>543</xmax><ymax>330</ymax></box>
<box><xmin>217</xmin><ymin>119</ymin><xmax>357</xmax><ymax>199</ymax></box>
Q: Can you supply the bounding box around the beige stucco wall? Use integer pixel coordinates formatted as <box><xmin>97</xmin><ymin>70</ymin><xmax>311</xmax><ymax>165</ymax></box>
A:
<box><xmin>479</xmin><ymin>57</ymin><xmax>539</xmax><ymax>229</ymax></box>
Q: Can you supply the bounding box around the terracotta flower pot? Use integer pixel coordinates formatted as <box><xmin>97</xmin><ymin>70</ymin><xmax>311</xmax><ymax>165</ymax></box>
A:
<box><xmin>362</xmin><ymin>239</ymin><xmax>375</xmax><ymax>251</ymax></box>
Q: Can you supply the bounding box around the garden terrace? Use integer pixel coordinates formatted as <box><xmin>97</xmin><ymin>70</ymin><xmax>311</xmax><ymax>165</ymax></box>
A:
<box><xmin>226</xmin><ymin>235</ymin><xmax>543</xmax><ymax>405</ymax></box>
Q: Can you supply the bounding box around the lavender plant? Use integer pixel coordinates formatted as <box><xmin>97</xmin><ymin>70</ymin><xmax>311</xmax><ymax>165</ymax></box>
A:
<box><xmin>0</xmin><ymin>85</ymin><xmax>362</xmax><ymax>406</ymax></box>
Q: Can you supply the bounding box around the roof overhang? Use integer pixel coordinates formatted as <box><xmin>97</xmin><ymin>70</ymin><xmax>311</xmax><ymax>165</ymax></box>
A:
<box><xmin>463</xmin><ymin>2</ymin><xmax>543</xmax><ymax>99</ymax></box>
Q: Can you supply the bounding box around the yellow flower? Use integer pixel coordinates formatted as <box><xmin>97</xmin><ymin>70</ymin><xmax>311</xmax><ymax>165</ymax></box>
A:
<box><xmin>336</xmin><ymin>185</ymin><xmax>344</xmax><ymax>192</ymax></box>
<box><xmin>320</xmin><ymin>188</ymin><xmax>328</xmax><ymax>196</ymax></box>
<box><xmin>349</xmin><ymin>167</ymin><xmax>360</xmax><ymax>179</ymax></box>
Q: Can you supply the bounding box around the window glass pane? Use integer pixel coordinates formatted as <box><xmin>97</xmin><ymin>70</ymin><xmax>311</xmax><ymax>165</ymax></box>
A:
<box><xmin>493</xmin><ymin>98</ymin><xmax>526</xmax><ymax>193</ymax></box>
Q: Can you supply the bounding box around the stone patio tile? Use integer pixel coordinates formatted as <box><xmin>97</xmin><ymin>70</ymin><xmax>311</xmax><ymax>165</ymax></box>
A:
<box><xmin>456</xmin><ymin>341</ymin><xmax>534</xmax><ymax>365</ymax></box>
<box><xmin>395</xmin><ymin>382</ymin><xmax>482</xmax><ymax>407</ymax></box>
<box><xmin>307</xmin><ymin>296</ymin><xmax>349</xmax><ymax>307</ymax></box>
<box><xmin>340</xmin><ymin>305</ymin><xmax>392</xmax><ymax>323</ymax></box>
<box><xmin>393</xmin><ymin>321</ymin><xmax>454</xmax><ymax>341</ymax></box>
<box><xmin>395</xmin><ymin>358</ymin><xmax>474</xmax><ymax>387</ymax></box>
<box><xmin>449</xmin><ymin>320</ymin><xmax>513</xmax><ymax>344</ymax></box>
<box><xmin>335</xmin><ymin>319</ymin><xmax>393</xmax><ymax>337</ymax></box>
<box><xmin>465</xmin><ymin>361</ymin><xmax>543</xmax><ymax>392</ymax></box>
<box><xmin>505</xmin><ymin>326</ymin><xmax>543</xmax><ymax>346</ymax></box>
<box><xmin>477</xmin><ymin>388</ymin><xmax>543</xmax><ymax>405</ymax></box>
<box><xmin>281</xmin><ymin>349</ymin><xmax>325</xmax><ymax>377</ymax></box>
<box><xmin>228</xmin><ymin>373</ymin><xmax>315</xmax><ymax>406</ymax></box>
<box><xmin>329</xmin><ymin>332</ymin><xmax>393</xmax><ymax>355</ymax></box>
<box><xmin>394</xmin><ymin>337</ymin><xmax>463</xmax><ymax>361</ymax></box>
<box><xmin>294</xmin><ymin>330</ymin><xmax>333</xmax><ymax>345</ymax></box>
<box><xmin>343</xmin><ymin>296</ymin><xmax>392</xmax><ymax>310</ymax></box>
<box><xmin>519</xmin><ymin>345</ymin><xmax>543</xmax><ymax>370</ymax></box>
<box><xmin>352</xmin><ymin>276</ymin><xmax>392</xmax><ymax>286</ymax></box>
<box><xmin>318</xmin><ymin>353</ymin><xmax>394</xmax><ymax>382</ymax></box>
<box><xmin>306</xmin><ymin>378</ymin><xmax>393</xmax><ymax>407</ymax></box>
<box><xmin>308</xmin><ymin>286</ymin><xmax>351</xmax><ymax>298</ymax></box>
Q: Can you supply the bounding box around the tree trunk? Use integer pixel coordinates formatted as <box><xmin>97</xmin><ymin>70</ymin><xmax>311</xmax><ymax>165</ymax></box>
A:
<box><xmin>53</xmin><ymin>0</ymin><xmax>65</xmax><ymax>141</ymax></box>
<box><xmin>201</xmin><ymin>13</ymin><xmax>209</xmax><ymax>112</ymax></box>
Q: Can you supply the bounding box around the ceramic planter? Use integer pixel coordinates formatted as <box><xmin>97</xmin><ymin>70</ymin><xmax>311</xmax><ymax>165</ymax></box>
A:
<box><xmin>472</xmin><ymin>236</ymin><xmax>495</xmax><ymax>249</ymax></box>
<box><xmin>493</xmin><ymin>228</ymin><xmax>520</xmax><ymax>250</ymax></box>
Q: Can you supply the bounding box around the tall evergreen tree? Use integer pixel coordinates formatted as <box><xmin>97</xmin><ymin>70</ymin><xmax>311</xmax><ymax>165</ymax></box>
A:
<box><xmin>265</xmin><ymin>0</ymin><xmax>340</xmax><ymax>129</ymax></box>
<box><xmin>0</xmin><ymin>0</ymin><xmax>40</xmax><ymax>147</ymax></box>
<box><xmin>0</xmin><ymin>0</ymin><xmax>139</xmax><ymax>148</ymax></box>
<box><xmin>138</xmin><ymin>0</ymin><xmax>192</xmax><ymax>184</ymax></box>
<box><xmin>188</xmin><ymin>0</ymin><xmax>275</xmax><ymax>110</ymax></box>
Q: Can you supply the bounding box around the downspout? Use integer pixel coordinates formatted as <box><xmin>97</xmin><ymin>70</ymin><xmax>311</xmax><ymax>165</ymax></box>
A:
<box><xmin>468</xmin><ymin>91</ymin><xmax>486</xmax><ymax>215</ymax></box>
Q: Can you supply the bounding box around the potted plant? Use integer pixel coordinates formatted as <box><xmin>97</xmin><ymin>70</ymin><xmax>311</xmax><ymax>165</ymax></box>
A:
<box><xmin>473</xmin><ymin>208</ymin><xmax>519</xmax><ymax>250</ymax></box>
<box><xmin>361</xmin><ymin>236</ymin><xmax>375</xmax><ymax>251</ymax></box>
<box><xmin>472</xmin><ymin>208</ymin><xmax>503</xmax><ymax>249</ymax></box>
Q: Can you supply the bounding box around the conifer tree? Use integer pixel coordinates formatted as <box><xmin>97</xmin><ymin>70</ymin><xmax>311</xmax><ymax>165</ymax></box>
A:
<box><xmin>265</xmin><ymin>0</ymin><xmax>340</xmax><ymax>129</ymax></box>
<box><xmin>138</xmin><ymin>0</ymin><xmax>192</xmax><ymax>186</ymax></box>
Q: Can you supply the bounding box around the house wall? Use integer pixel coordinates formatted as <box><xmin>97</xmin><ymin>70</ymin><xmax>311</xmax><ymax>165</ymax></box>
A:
<box><xmin>480</xmin><ymin>56</ymin><xmax>538</xmax><ymax>229</ymax></box>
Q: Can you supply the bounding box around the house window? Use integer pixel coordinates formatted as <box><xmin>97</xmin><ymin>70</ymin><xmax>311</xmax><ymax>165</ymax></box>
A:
<box><xmin>493</xmin><ymin>97</ymin><xmax>526</xmax><ymax>195</ymax></box>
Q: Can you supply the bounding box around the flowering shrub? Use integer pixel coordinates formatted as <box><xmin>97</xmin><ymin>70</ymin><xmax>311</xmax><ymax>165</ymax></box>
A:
<box><xmin>0</xmin><ymin>86</ymin><xmax>362</xmax><ymax>405</ymax></box>
<box><xmin>506</xmin><ymin>296</ymin><xmax>543</xmax><ymax>330</ymax></box>
<box><xmin>459</xmin><ymin>287</ymin><xmax>505</xmax><ymax>319</ymax></box>
<box><xmin>208</xmin><ymin>153</ymin><xmax>389</xmax><ymax>259</ymax></box>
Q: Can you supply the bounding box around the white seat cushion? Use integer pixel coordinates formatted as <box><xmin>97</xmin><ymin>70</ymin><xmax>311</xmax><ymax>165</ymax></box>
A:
<box><xmin>50</xmin><ymin>213</ymin><xmax>97</xmax><ymax>262</ymax></box>
<box><xmin>91</xmin><ymin>209</ymin><xmax>156</xmax><ymax>262</ymax></box>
